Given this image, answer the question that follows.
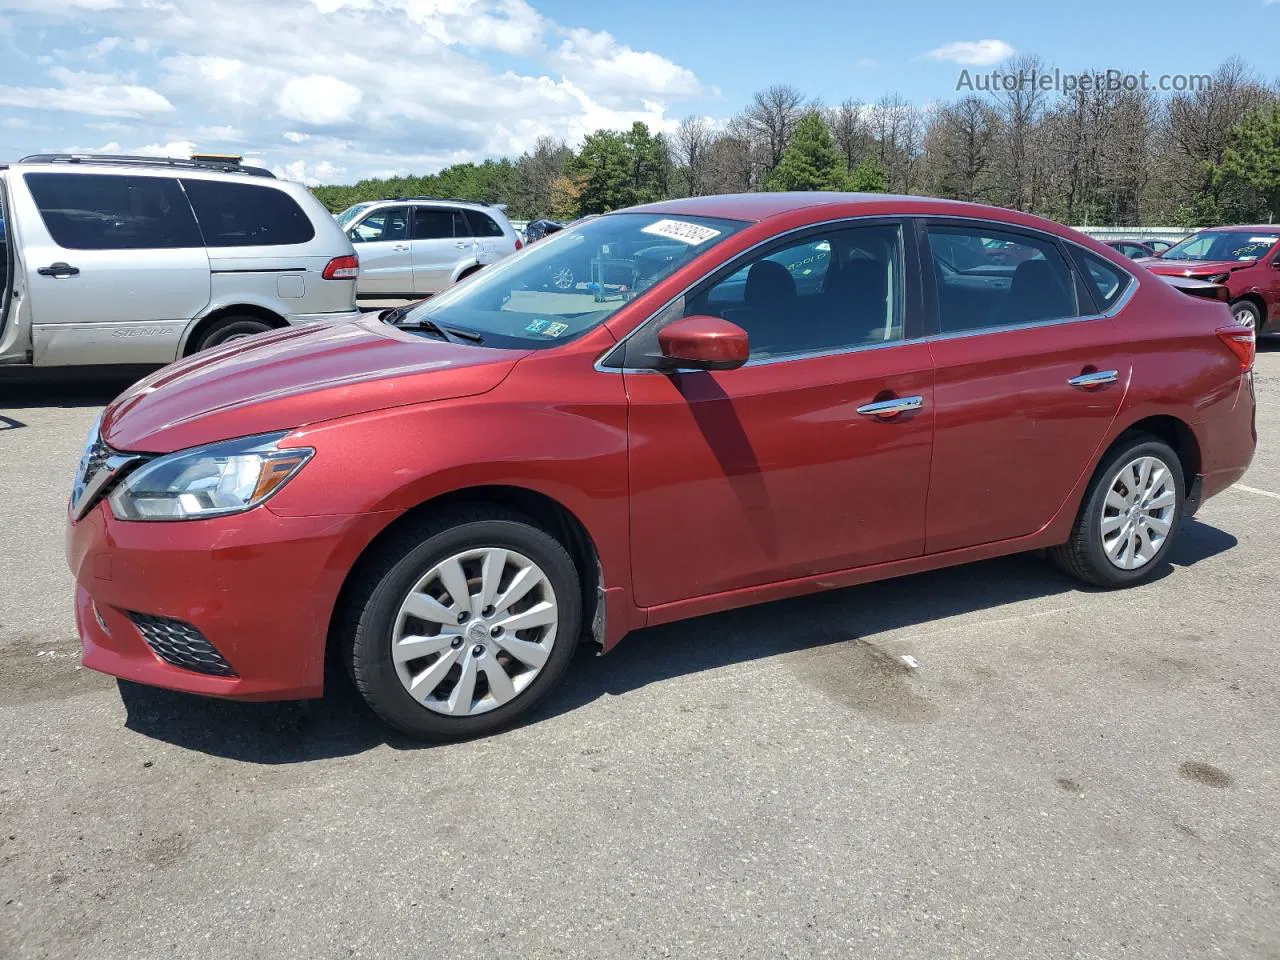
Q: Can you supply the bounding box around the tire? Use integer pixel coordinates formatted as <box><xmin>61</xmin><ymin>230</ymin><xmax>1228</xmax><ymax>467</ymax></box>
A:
<box><xmin>1050</xmin><ymin>435</ymin><xmax>1185</xmax><ymax>588</ymax></box>
<box><xmin>343</xmin><ymin>506</ymin><xmax>582</xmax><ymax>741</ymax></box>
<box><xmin>1230</xmin><ymin>300</ymin><xmax>1261</xmax><ymax>331</ymax></box>
<box><xmin>193</xmin><ymin>316</ymin><xmax>275</xmax><ymax>352</ymax></box>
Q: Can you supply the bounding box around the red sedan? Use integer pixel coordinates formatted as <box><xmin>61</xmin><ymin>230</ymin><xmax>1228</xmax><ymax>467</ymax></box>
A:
<box><xmin>67</xmin><ymin>193</ymin><xmax>1258</xmax><ymax>740</ymax></box>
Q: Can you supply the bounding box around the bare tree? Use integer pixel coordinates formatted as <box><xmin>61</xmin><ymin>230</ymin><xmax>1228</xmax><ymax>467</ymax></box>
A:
<box><xmin>740</xmin><ymin>84</ymin><xmax>807</xmax><ymax>177</ymax></box>
<box><xmin>703</xmin><ymin>132</ymin><xmax>754</xmax><ymax>194</ymax></box>
<box><xmin>923</xmin><ymin>96</ymin><xmax>997</xmax><ymax>201</ymax></box>
<box><xmin>987</xmin><ymin>54</ymin><xmax>1050</xmax><ymax>211</ymax></box>
<box><xmin>826</xmin><ymin>98</ymin><xmax>872</xmax><ymax>171</ymax></box>
<box><xmin>671</xmin><ymin>116</ymin><xmax>714</xmax><ymax>197</ymax></box>
<box><xmin>869</xmin><ymin>94</ymin><xmax>923</xmax><ymax>193</ymax></box>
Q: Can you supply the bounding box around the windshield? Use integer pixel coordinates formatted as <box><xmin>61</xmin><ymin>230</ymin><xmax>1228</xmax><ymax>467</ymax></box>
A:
<box><xmin>403</xmin><ymin>212</ymin><xmax>747</xmax><ymax>348</ymax></box>
<box><xmin>334</xmin><ymin>202</ymin><xmax>376</xmax><ymax>229</ymax></box>
<box><xmin>1161</xmin><ymin>231</ymin><xmax>1280</xmax><ymax>262</ymax></box>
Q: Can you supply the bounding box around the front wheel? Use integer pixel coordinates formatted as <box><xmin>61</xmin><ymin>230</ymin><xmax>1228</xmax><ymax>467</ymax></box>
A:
<box><xmin>1230</xmin><ymin>300</ymin><xmax>1261</xmax><ymax>331</ymax></box>
<box><xmin>1050</xmin><ymin>436</ymin><xmax>1185</xmax><ymax>587</ymax></box>
<box><xmin>345</xmin><ymin>507</ymin><xmax>582</xmax><ymax>740</ymax></box>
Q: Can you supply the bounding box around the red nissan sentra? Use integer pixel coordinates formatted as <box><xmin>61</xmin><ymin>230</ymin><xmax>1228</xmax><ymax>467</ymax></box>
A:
<box><xmin>66</xmin><ymin>193</ymin><xmax>1257</xmax><ymax>740</ymax></box>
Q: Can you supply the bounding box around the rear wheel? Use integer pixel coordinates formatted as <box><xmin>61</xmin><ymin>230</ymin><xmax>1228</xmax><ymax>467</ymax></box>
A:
<box><xmin>192</xmin><ymin>316</ymin><xmax>274</xmax><ymax>351</ymax></box>
<box><xmin>1050</xmin><ymin>436</ymin><xmax>1185</xmax><ymax>587</ymax></box>
<box><xmin>345</xmin><ymin>507</ymin><xmax>581</xmax><ymax>740</ymax></box>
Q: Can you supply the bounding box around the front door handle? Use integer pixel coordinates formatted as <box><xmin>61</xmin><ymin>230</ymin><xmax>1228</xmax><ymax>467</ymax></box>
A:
<box><xmin>392</xmin><ymin>243</ymin><xmax>410</xmax><ymax>252</ymax></box>
<box><xmin>857</xmin><ymin>396</ymin><xmax>924</xmax><ymax>417</ymax></box>
<box><xmin>454</xmin><ymin>241</ymin><xmax>469</xmax><ymax>249</ymax></box>
<box><xmin>1068</xmin><ymin>369</ymin><xmax>1119</xmax><ymax>388</ymax></box>
<box><xmin>37</xmin><ymin>262</ymin><xmax>80</xmax><ymax>278</ymax></box>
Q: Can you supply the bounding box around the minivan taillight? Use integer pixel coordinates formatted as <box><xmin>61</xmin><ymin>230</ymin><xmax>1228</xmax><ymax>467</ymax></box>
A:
<box><xmin>1217</xmin><ymin>327</ymin><xmax>1256</xmax><ymax>370</ymax></box>
<box><xmin>323</xmin><ymin>255</ymin><xmax>359</xmax><ymax>280</ymax></box>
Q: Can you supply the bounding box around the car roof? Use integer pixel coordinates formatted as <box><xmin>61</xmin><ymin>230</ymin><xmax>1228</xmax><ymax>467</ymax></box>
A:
<box><xmin>623</xmin><ymin>192</ymin><xmax>1068</xmax><ymax>229</ymax></box>
<box><xmin>1197</xmin><ymin>224</ymin><xmax>1280</xmax><ymax>233</ymax></box>
<box><xmin>365</xmin><ymin>198</ymin><xmax>505</xmax><ymax>213</ymax></box>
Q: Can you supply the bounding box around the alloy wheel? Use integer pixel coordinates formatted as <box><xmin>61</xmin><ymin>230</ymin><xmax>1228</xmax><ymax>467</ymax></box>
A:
<box><xmin>1099</xmin><ymin>455</ymin><xmax>1176</xmax><ymax>570</ymax></box>
<box><xmin>391</xmin><ymin>547</ymin><xmax>558</xmax><ymax>716</ymax></box>
<box><xmin>1233</xmin><ymin>305</ymin><xmax>1256</xmax><ymax>328</ymax></box>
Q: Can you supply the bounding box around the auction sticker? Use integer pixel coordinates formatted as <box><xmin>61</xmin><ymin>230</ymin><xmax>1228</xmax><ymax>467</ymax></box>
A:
<box><xmin>641</xmin><ymin>219</ymin><xmax>722</xmax><ymax>246</ymax></box>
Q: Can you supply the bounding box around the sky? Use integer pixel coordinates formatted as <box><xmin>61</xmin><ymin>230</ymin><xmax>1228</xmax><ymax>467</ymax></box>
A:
<box><xmin>0</xmin><ymin>0</ymin><xmax>1275</xmax><ymax>185</ymax></box>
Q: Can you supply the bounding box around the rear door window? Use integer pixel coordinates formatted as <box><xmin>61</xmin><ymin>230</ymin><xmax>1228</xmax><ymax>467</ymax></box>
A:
<box><xmin>25</xmin><ymin>172</ymin><xmax>202</xmax><ymax>250</ymax></box>
<box><xmin>411</xmin><ymin>208</ymin><xmax>454</xmax><ymax>240</ymax></box>
<box><xmin>180</xmin><ymin>179</ymin><xmax>315</xmax><ymax>247</ymax></box>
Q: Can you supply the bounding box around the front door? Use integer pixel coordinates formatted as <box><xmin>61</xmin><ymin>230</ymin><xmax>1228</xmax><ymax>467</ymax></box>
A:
<box><xmin>412</xmin><ymin>207</ymin><xmax>475</xmax><ymax>294</ymax></box>
<box><xmin>625</xmin><ymin>220</ymin><xmax>936</xmax><ymax>608</ymax></box>
<box><xmin>921</xmin><ymin>220</ymin><xmax>1131</xmax><ymax>553</ymax></box>
<box><xmin>350</xmin><ymin>205</ymin><xmax>412</xmax><ymax>295</ymax></box>
<box><xmin>19</xmin><ymin>171</ymin><xmax>210</xmax><ymax>365</ymax></box>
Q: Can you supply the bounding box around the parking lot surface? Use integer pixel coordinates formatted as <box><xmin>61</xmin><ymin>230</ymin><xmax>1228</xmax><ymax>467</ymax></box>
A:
<box><xmin>2</xmin><ymin>348</ymin><xmax>1278</xmax><ymax>959</ymax></box>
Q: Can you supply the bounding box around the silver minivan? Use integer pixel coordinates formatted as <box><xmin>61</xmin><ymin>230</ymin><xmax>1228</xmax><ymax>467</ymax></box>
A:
<box><xmin>335</xmin><ymin>198</ymin><xmax>522</xmax><ymax>297</ymax></box>
<box><xmin>0</xmin><ymin>154</ymin><xmax>361</xmax><ymax>367</ymax></box>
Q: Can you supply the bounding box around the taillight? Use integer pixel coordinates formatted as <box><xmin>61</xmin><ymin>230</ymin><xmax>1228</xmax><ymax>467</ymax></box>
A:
<box><xmin>514</xmin><ymin>236</ymin><xmax>524</xmax><ymax>250</ymax></box>
<box><xmin>1217</xmin><ymin>327</ymin><xmax>1256</xmax><ymax>370</ymax></box>
<box><xmin>323</xmin><ymin>255</ymin><xmax>359</xmax><ymax>280</ymax></box>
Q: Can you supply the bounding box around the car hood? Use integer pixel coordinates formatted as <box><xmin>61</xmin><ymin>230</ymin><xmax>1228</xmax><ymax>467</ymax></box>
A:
<box><xmin>102</xmin><ymin>315</ymin><xmax>529</xmax><ymax>452</ymax></box>
<box><xmin>1141</xmin><ymin>259</ymin><xmax>1250</xmax><ymax>276</ymax></box>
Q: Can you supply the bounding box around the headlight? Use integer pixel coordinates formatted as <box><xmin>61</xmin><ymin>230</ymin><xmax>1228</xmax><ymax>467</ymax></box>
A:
<box><xmin>108</xmin><ymin>432</ymin><xmax>313</xmax><ymax>521</ymax></box>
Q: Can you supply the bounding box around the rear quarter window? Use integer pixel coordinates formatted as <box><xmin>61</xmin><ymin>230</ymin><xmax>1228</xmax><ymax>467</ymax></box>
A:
<box><xmin>1070</xmin><ymin>247</ymin><xmax>1133</xmax><ymax>311</ymax></box>
<box><xmin>180</xmin><ymin>179</ymin><xmax>316</xmax><ymax>247</ymax></box>
<box><xmin>465</xmin><ymin>210</ymin><xmax>506</xmax><ymax>238</ymax></box>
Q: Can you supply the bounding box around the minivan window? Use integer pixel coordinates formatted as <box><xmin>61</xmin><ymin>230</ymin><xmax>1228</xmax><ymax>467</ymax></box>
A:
<box><xmin>180</xmin><ymin>179</ymin><xmax>315</xmax><ymax>247</ymax></box>
<box><xmin>25</xmin><ymin>172</ymin><xmax>202</xmax><ymax>250</ymax></box>
<box><xmin>405</xmin><ymin>212</ymin><xmax>747</xmax><ymax>348</ymax></box>
<box><xmin>465</xmin><ymin>210</ymin><xmax>505</xmax><ymax>238</ymax></box>
<box><xmin>927</xmin><ymin>224</ymin><xmax>1079</xmax><ymax>333</ymax></box>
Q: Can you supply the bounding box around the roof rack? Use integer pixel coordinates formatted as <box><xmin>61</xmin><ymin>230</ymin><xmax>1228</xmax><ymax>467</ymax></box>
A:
<box><xmin>404</xmin><ymin>196</ymin><xmax>494</xmax><ymax>206</ymax></box>
<box><xmin>18</xmin><ymin>154</ymin><xmax>276</xmax><ymax>178</ymax></box>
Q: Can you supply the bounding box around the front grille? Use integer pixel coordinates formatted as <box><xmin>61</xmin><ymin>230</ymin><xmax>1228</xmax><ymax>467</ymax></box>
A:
<box><xmin>129</xmin><ymin>613</ymin><xmax>237</xmax><ymax>677</ymax></box>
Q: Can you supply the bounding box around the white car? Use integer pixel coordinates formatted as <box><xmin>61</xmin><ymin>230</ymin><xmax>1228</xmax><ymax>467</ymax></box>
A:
<box><xmin>334</xmin><ymin>198</ymin><xmax>522</xmax><ymax>297</ymax></box>
<box><xmin>0</xmin><ymin>153</ymin><xmax>361</xmax><ymax>366</ymax></box>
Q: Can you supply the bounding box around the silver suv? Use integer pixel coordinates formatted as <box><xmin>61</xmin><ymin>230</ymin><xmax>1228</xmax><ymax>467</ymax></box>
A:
<box><xmin>335</xmin><ymin>198</ymin><xmax>522</xmax><ymax>297</ymax></box>
<box><xmin>0</xmin><ymin>154</ymin><xmax>361</xmax><ymax>367</ymax></box>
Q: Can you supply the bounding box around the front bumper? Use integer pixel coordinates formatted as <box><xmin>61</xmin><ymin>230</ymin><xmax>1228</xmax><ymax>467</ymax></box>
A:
<box><xmin>67</xmin><ymin>501</ymin><xmax>391</xmax><ymax>700</ymax></box>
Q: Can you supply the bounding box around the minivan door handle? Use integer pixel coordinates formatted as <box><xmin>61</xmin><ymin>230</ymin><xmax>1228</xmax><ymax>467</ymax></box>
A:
<box><xmin>37</xmin><ymin>262</ymin><xmax>80</xmax><ymax>278</ymax></box>
<box><xmin>1068</xmin><ymin>369</ymin><xmax>1119</xmax><ymax>388</ymax></box>
<box><xmin>856</xmin><ymin>396</ymin><xmax>924</xmax><ymax>418</ymax></box>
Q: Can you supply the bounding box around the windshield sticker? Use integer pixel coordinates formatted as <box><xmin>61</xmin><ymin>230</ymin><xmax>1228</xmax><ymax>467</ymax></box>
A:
<box><xmin>641</xmin><ymin>219</ymin><xmax>722</xmax><ymax>246</ymax></box>
<box><xmin>1248</xmin><ymin>237</ymin><xmax>1280</xmax><ymax>244</ymax></box>
<box><xmin>524</xmin><ymin>318</ymin><xmax>550</xmax><ymax>333</ymax></box>
<box><xmin>544</xmin><ymin>321</ymin><xmax>570</xmax><ymax>337</ymax></box>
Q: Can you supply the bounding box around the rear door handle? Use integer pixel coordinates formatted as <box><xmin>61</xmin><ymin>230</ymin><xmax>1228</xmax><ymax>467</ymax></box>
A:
<box><xmin>392</xmin><ymin>243</ymin><xmax>410</xmax><ymax>252</ymax></box>
<box><xmin>37</xmin><ymin>262</ymin><xmax>79</xmax><ymax>278</ymax></box>
<box><xmin>1068</xmin><ymin>370</ymin><xmax>1118</xmax><ymax>388</ymax></box>
<box><xmin>856</xmin><ymin>396</ymin><xmax>924</xmax><ymax>417</ymax></box>
<box><xmin>454</xmin><ymin>242</ymin><xmax>468</xmax><ymax>249</ymax></box>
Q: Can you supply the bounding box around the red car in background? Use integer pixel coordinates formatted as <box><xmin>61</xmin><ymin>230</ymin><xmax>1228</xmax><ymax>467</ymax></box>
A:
<box><xmin>1141</xmin><ymin>225</ymin><xmax>1280</xmax><ymax>334</ymax></box>
<box><xmin>67</xmin><ymin>194</ymin><xmax>1257</xmax><ymax>740</ymax></box>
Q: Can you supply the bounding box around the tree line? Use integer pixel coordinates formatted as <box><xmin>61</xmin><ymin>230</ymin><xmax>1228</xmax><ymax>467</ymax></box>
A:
<box><xmin>312</xmin><ymin>56</ymin><xmax>1280</xmax><ymax>228</ymax></box>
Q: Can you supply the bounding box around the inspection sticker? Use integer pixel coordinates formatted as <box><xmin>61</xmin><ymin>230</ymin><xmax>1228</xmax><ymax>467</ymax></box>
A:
<box><xmin>544</xmin><ymin>321</ymin><xmax>570</xmax><ymax>337</ymax></box>
<box><xmin>640</xmin><ymin>218</ymin><xmax>722</xmax><ymax>246</ymax></box>
<box><xmin>524</xmin><ymin>318</ymin><xmax>549</xmax><ymax>333</ymax></box>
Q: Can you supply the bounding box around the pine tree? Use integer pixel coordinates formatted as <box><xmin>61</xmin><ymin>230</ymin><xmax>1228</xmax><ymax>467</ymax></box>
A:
<box><xmin>1215</xmin><ymin>104</ymin><xmax>1280</xmax><ymax>221</ymax></box>
<box><xmin>847</xmin><ymin>156</ymin><xmax>888</xmax><ymax>192</ymax></box>
<box><xmin>765</xmin><ymin>113</ymin><xmax>847</xmax><ymax>192</ymax></box>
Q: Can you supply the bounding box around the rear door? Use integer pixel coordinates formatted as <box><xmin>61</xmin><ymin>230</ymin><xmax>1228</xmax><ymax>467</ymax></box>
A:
<box><xmin>464</xmin><ymin>209</ymin><xmax>507</xmax><ymax>265</ymax></box>
<box><xmin>19</xmin><ymin>171</ymin><xmax>210</xmax><ymax>365</ymax></box>
<box><xmin>411</xmin><ymin>207</ymin><xmax>473</xmax><ymax>293</ymax></box>
<box><xmin>921</xmin><ymin>220</ymin><xmax>1132</xmax><ymax>553</ymax></box>
<box><xmin>349</xmin><ymin>205</ymin><xmax>412</xmax><ymax>294</ymax></box>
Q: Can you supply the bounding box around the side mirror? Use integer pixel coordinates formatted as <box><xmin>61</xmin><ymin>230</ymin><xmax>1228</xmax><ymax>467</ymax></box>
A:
<box><xmin>656</xmin><ymin>315</ymin><xmax>749</xmax><ymax>371</ymax></box>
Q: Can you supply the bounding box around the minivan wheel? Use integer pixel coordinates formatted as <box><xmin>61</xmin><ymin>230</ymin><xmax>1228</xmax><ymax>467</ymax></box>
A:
<box><xmin>193</xmin><ymin>316</ymin><xmax>275</xmax><ymax>351</ymax></box>
<box><xmin>1230</xmin><ymin>300</ymin><xmax>1261</xmax><ymax>330</ymax></box>
<box><xmin>345</xmin><ymin>507</ymin><xmax>582</xmax><ymax>741</ymax></box>
<box><xmin>1050</xmin><ymin>436</ymin><xmax>1185</xmax><ymax>588</ymax></box>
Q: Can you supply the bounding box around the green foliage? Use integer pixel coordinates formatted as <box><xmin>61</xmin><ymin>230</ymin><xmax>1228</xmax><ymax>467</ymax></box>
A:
<box><xmin>1215</xmin><ymin>104</ymin><xmax>1280</xmax><ymax>221</ymax></box>
<box><xmin>765</xmin><ymin>113</ymin><xmax>846</xmax><ymax>192</ymax></box>
<box><xmin>847</xmin><ymin>156</ymin><xmax>888</xmax><ymax>193</ymax></box>
<box><xmin>571</xmin><ymin>122</ymin><xmax>671</xmax><ymax>216</ymax></box>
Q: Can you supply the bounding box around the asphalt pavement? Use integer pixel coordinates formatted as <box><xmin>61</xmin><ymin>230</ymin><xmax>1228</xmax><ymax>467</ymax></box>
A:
<box><xmin>1</xmin><ymin>347</ymin><xmax>1278</xmax><ymax>959</ymax></box>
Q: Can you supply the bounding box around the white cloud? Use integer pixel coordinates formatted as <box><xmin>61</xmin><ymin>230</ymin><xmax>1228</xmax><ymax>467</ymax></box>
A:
<box><xmin>554</xmin><ymin>27</ymin><xmax>701</xmax><ymax>99</ymax></box>
<box><xmin>0</xmin><ymin>67</ymin><xmax>174</xmax><ymax>118</ymax></box>
<box><xmin>923</xmin><ymin>39</ymin><xmax>1016</xmax><ymax>66</ymax></box>
<box><xmin>276</xmin><ymin>74</ymin><xmax>363</xmax><ymax>125</ymax></box>
<box><xmin>272</xmin><ymin>158</ymin><xmax>344</xmax><ymax>185</ymax></box>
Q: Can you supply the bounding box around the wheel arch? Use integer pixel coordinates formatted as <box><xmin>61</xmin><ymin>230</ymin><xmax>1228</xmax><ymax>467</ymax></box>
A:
<box><xmin>1230</xmin><ymin>292</ymin><xmax>1266</xmax><ymax>322</ymax></box>
<box><xmin>327</xmin><ymin>483</ymin><xmax>606</xmax><ymax>668</ymax></box>
<box><xmin>1101</xmin><ymin>414</ymin><xmax>1201</xmax><ymax>497</ymax></box>
<box><xmin>181</xmin><ymin>303</ymin><xmax>288</xmax><ymax>356</ymax></box>
<box><xmin>451</xmin><ymin>261</ymin><xmax>483</xmax><ymax>284</ymax></box>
